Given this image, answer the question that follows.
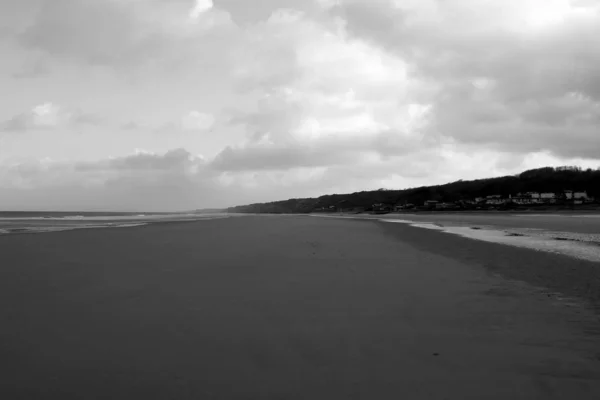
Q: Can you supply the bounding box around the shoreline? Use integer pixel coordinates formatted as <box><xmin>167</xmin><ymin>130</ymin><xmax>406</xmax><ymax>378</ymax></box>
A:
<box><xmin>376</xmin><ymin>218</ymin><xmax>600</xmax><ymax>312</ymax></box>
<box><xmin>310</xmin><ymin>212</ymin><xmax>600</xmax><ymax>264</ymax></box>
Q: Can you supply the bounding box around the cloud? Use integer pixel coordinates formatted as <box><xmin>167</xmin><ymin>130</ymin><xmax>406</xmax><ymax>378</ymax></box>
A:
<box><xmin>0</xmin><ymin>103</ymin><xmax>100</xmax><ymax>132</ymax></box>
<box><xmin>190</xmin><ymin>0</ymin><xmax>213</xmax><ymax>19</ymax></box>
<box><xmin>0</xmin><ymin>148</ymin><xmax>218</xmax><ymax>211</ymax></box>
<box><xmin>216</xmin><ymin>9</ymin><xmax>434</xmax><ymax>170</ymax></box>
<box><xmin>212</xmin><ymin>0</ymin><xmax>318</xmax><ymax>25</ymax></box>
<box><xmin>181</xmin><ymin>111</ymin><xmax>215</xmax><ymax>131</ymax></box>
<box><xmin>326</xmin><ymin>0</ymin><xmax>600</xmax><ymax>160</ymax></box>
<box><xmin>12</xmin><ymin>0</ymin><xmax>234</xmax><ymax>70</ymax></box>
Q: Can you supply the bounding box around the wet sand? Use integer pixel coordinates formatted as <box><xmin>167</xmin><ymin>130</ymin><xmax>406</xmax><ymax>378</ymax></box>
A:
<box><xmin>1</xmin><ymin>216</ymin><xmax>600</xmax><ymax>399</ymax></box>
<box><xmin>363</xmin><ymin>212</ymin><xmax>600</xmax><ymax>234</ymax></box>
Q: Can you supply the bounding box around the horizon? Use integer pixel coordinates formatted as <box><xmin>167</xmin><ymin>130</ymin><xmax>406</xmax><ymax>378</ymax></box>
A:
<box><xmin>2</xmin><ymin>0</ymin><xmax>600</xmax><ymax>211</ymax></box>
<box><xmin>2</xmin><ymin>163</ymin><xmax>599</xmax><ymax>212</ymax></box>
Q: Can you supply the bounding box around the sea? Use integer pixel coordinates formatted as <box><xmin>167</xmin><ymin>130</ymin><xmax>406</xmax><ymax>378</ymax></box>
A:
<box><xmin>0</xmin><ymin>211</ymin><xmax>230</xmax><ymax>235</ymax></box>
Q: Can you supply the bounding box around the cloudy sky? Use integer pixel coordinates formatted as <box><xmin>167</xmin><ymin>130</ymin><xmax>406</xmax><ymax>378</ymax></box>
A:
<box><xmin>1</xmin><ymin>0</ymin><xmax>599</xmax><ymax>211</ymax></box>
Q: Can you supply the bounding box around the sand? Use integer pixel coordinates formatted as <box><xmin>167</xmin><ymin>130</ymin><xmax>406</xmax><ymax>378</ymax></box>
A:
<box><xmin>1</xmin><ymin>215</ymin><xmax>599</xmax><ymax>399</ymax></box>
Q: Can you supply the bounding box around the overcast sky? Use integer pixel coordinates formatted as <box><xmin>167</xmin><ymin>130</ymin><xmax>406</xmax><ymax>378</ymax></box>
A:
<box><xmin>1</xmin><ymin>0</ymin><xmax>599</xmax><ymax>211</ymax></box>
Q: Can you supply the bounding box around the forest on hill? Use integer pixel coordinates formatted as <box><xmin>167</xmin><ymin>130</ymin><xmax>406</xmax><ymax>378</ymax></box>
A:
<box><xmin>226</xmin><ymin>166</ymin><xmax>600</xmax><ymax>214</ymax></box>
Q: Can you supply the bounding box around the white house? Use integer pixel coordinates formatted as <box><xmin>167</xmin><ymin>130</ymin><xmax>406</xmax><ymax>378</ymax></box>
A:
<box><xmin>540</xmin><ymin>193</ymin><xmax>557</xmax><ymax>203</ymax></box>
<box><xmin>512</xmin><ymin>196</ymin><xmax>535</xmax><ymax>205</ymax></box>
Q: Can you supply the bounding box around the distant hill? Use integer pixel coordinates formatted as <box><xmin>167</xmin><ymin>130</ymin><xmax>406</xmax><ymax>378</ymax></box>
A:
<box><xmin>226</xmin><ymin>166</ymin><xmax>600</xmax><ymax>214</ymax></box>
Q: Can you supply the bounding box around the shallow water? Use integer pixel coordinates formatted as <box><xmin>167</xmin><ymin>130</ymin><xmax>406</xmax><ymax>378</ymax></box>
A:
<box><xmin>0</xmin><ymin>213</ymin><xmax>230</xmax><ymax>235</ymax></box>
<box><xmin>380</xmin><ymin>219</ymin><xmax>600</xmax><ymax>262</ymax></box>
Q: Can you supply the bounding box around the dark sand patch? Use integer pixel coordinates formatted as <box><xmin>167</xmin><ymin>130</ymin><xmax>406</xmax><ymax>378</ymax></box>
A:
<box><xmin>378</xmin><ymin>220</ymin><xmax>600</xmax><ymax>310</ymax></box>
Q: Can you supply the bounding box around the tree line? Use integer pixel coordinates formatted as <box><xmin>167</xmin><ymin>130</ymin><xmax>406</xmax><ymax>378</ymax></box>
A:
<box><xmin>226</xmin><ymin>166</ymin><xmax>600</xmax><ymax>213</ymax></box>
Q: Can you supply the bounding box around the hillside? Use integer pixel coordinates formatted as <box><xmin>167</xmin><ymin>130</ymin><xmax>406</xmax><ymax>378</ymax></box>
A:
<box><xmin>226</xmin><ymin>166</ymin><xmax>600</xmax><ymax>214</ymax></box>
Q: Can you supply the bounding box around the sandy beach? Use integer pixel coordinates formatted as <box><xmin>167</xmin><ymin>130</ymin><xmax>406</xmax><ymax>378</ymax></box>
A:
<box><xmin>1</xmin><ymin>215</ymin><xmax>599</xmax><ymax>399</ymax></box>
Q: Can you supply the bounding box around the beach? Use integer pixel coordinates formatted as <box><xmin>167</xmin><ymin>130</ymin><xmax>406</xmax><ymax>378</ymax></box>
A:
<box><xmin>1</xmin><ymin>215</ymin><xmax>600</xmax><ymax>399</ymax></box>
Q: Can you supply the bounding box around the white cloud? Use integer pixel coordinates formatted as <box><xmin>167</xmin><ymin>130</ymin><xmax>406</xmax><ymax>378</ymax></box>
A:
<box><xmin>221</xmin><ymin>9</ymin><xmax>433</xmax><ymax>171</ymax></box>
<box><xmin>189</xmin><ymin>0</ymin><xmax>213</xmax><ymax>19</ymax></box>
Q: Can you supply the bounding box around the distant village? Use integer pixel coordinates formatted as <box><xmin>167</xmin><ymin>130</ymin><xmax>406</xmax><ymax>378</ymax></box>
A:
<box><xmin>319</xmin><ymin>190</ymin><xmax>597</xmax><ymax>214</ymax></box>
<box><xmin>229</xmin><ymin>166</ymin><xmax>600</xmax><ymax>214</ymax></box>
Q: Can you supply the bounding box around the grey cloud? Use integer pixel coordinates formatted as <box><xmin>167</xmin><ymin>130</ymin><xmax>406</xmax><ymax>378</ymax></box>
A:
<box><xmin>210</xmin><ymin>144</ymin><xmax>353</xmax><ymax>171</ymax></box>
<box><xmin>0</xmin><ymin>148</ymin><xmax>225</xmax><ymax>211</ymax></box>
<box><xmin>0</xmin><ymin>114</ymin><xmax>33</xmax><ymax>132</ymax></box>
<box><xmin>213</xmin><ymin>0</ymin><xmax>314</xmax><ymax>25</ymax></box>
<box><xmin>0</xmin><ymin>105</ymin><xmax>102</xmax><ymax>132</ymax></box>
<box><xmin>209</xmin><ymin>129</ymin><xmax>424</xmax><ymax>172</ymax></box>
<box><xmin>18</xmin><ymin>0</ymin><xmax>170</xmax><ymax>67</ymax></box>
<box><xmin>121</xmin><ymin>121</ymin><xmax>141</xmax><ymax>130</ymax></box>
<box><xmin>75</xmin><ymin>149</ymin><xmax>203</xmax><ymax>172</ymax></box>
<box><xmin>12</xmin><ymin>59</ymin><xmax>51</xmax><ymax>79</ymax></box>
<box><xmin>329</xmin><ymin>0</ymin><xmax>600</xmax><ymax>160</ymax></box>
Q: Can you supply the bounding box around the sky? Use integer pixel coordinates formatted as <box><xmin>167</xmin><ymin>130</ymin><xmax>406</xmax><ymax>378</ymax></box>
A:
<box><xmin>0</xmin><ymin>0</ymin><xmax>599</xmax><ymax>211</ymax></box>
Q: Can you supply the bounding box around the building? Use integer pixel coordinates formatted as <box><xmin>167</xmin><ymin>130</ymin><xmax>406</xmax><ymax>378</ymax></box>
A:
<box><xmin>424</xmin><ymin>200</ymin><xmax>439</xmax><ymax>208</ymax></box>
<box><xmin>540</xmin><ymin>193</ymin><xmax>557</xmax><ymax>203</ymax></box>
<box><xmin>437</xmin><ymin>202</ymin><xmax>457</xmax><ymax>210</ymax></box>
<box><xmin>511</xmin><ymin>195</ymin><xmax>535</xmax><ymax>205</ymax></box>
<box><xmin>484</xmin><ymin>195</ymin><xmax>506</xmax><ymax>205</ymax></box>
<box><xmin>372</xmin><ymin>203</ymin><xmax>393</xmax><ymax>214</ymax></box>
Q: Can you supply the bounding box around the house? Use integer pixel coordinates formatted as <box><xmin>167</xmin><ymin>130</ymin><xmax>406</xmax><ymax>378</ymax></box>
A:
<box><xmin>511</xmin><ymin>195</ymin><xmax>534</xmax><ymax>205</ymax></box>
<box><xmin>573</xmin><ymin>191</ymin><xmax>589</xmax><ymax>201</ymax></box>
<box><xmin>540</xmin><ymin>193</ymin><xmax>557</xmax><ymax>204</ymax></box>
<box><xmin>486</xmin><ymin>196</ymin><xmax>506</xmax><ymax>205</ymax></box>
<box><xmin>372</xmin><ymin>203</ymin><xmax>393</xmax><ymax>214</ymax></box>
<box><xmin>395</xmin><ymin>203</ymin><xmax>415</xmax><ymax>211</ymax></box>
<box><xmin>424</xmin><ymin>200</ymin><xmax>439</xmax><ymax>208</ymax></box>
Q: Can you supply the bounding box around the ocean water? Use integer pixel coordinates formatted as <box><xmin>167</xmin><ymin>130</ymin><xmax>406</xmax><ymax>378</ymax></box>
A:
<box><xmin>0</xmin><ymin>212</ymin><xmax>230</xmax><ymax>235</ymax></box>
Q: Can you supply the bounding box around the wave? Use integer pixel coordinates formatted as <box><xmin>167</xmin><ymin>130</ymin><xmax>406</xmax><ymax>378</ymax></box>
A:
<box><xmin>0</xmin><ymin>214</ymin><xmax>231</xmax><ymax>236</ymax></box>
<box><xmin>0</xmin><ymin>222</ymin><xmax>149</xmax><ymax>235</ymax></box>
